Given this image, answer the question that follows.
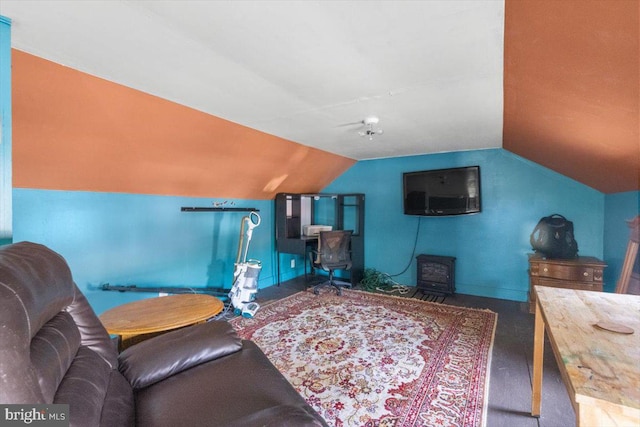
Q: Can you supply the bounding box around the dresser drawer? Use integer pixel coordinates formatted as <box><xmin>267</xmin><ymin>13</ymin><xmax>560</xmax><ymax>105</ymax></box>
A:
<box><xmin>528</xmin><ymin>254</ymin><xmax>607</xmax><ymax>313</ymax></box>
<box><xmin>537</xmin><ymin>263</ymin><xmax>596</xmax><ymax>282</ymax></box>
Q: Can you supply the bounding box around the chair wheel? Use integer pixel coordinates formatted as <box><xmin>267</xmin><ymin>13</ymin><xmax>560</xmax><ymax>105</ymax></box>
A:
<box><xmin>337</xmin><ymin>288</ymin><xmax>342</xmax><ymax>296</ymax></box>
<box><xmin>314</xmin><ymin>288</ymin><xmax>319</xmax><ymax>295</ymax></box>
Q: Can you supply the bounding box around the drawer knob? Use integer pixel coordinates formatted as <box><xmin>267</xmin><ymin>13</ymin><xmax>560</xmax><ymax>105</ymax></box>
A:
<box><xmin>543</xmin><ymin>267</ymin><xmax>548</xmax><ymax>272</ymax></box>
<box><xmin>583</xmin><ymin>271</ymin><xmax>589</xmax><ymax>277</ymax></box>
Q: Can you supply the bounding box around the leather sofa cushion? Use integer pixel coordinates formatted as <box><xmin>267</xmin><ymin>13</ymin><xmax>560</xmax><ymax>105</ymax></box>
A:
<box><xmin>0</xmin><ymin>242</ymin><xmax>75</xmax><ymax>339</ymax></box>
<box><xmin>54</xmin><ymin>346</ymin><xmax>115</xmax><ymax>426</ymax></box>
<box><xmin>224</xmin><ymin>405</ymin><xmax>328</xmax><ymax>427</ymax></box>
<box><xmin>30</xmin><ymin>311</ymin><xmax>81</xmax><ymax>402</ymax></box>
<box><xmin>100</xmin><ymin>370</ymin><xmax>135</xmax><ymax>427</ymax></box>
<box><xmin>135</xmin><ymin>340</ymin><xmax>325</xmax><ymax>427</ymax></box>
<box><xmin>118</xmin><ymin>320</ymin><xmax>242</xmax><ymax>389</ymax></box>
<box><xmin>66</xmin><ymin>284</ymin><xmax>119</xmax><ymax>369</ymax></box>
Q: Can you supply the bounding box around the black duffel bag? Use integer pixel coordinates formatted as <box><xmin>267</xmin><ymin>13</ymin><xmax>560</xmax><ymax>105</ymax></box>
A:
<box><xmin>530</xmin><ymin>214</ymin><xmax>579</xmax><ymax>259</ymax></box>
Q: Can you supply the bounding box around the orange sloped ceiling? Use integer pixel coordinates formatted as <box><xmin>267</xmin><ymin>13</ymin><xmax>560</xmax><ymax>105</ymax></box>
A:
<box><xmin>503</xmin><ymin>0</ymin><xmax>639</xmax><ymax>194</ymax></box>
<box><xmin>12</xmin><ymin>50</ymin><xmax>355</xmax><ymax>199</ymax></box>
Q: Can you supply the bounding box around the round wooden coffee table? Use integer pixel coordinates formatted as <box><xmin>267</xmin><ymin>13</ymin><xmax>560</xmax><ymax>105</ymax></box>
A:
<box><xmin>99</xmin><ymin>293</ymin><xmax>224</xmax><ymax>350</ymax></box>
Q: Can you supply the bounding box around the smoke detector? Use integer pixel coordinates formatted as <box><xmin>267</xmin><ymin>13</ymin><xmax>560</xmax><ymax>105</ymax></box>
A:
<box><xmin>359</xmin><ymin>116</ymin><xmax>384</xmax><ymax>140</ymax></box>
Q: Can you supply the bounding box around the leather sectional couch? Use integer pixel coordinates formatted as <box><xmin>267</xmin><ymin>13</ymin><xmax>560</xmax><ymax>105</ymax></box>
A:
<box><xmin>0</xmin><ymin>242</ymin><xmax>327</xmax><ymax>426</ymax></box>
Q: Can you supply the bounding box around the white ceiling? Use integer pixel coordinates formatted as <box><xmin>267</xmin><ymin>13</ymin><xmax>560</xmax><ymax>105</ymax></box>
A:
<box><xmin>1</xmin><ymin>0</ymin><xmax>505</xmax><ymax>160</ymax></box>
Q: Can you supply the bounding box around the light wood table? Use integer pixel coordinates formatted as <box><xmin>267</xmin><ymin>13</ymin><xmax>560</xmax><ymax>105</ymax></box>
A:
<box><xmin>100</xmin><ymin>294</ymin><xmax>224</xmax><ymax>350</ymax></box>
<box><xmin>532</xmin><ymin>286</ymin><xmax>640</xmax><ymax>426</ymax></box>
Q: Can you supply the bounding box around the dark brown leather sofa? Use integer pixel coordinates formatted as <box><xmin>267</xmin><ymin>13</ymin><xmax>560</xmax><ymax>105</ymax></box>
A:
<box><xmin>0</xmin><ymin>242</ymin><xmax>327</xmax><ymax>427</ymax></box>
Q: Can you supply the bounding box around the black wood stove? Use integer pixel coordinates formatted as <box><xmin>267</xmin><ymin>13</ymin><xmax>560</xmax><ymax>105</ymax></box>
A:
<box><xmin>416</xmin><ymin>254</ymin><xmax>456</xmax><ymax>296</ymax></box>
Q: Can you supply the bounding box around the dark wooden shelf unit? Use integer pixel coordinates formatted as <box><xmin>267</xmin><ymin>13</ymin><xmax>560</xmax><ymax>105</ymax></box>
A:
<box><xmin>275</xmin><ymin>193</ymin><xmax>365</xmax><ymax>285</ymax></box>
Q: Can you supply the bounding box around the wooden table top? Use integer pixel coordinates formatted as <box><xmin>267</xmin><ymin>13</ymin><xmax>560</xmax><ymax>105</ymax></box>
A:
<box><xmin>99</xmin><ymin>293</ymin><xmax>224</xmax><ymax>336</ymax></box>
<box><xmin>534</xmin><ymin>286</ymin><xmax>640</xmax><ymax>413</ymax></box>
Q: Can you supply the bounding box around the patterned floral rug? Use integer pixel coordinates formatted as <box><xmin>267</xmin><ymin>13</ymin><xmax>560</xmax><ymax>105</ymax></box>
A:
<box><xmin>229</xmin><ymin>289</ymin><xmax>497</xmax><ymax>427</ymax></box>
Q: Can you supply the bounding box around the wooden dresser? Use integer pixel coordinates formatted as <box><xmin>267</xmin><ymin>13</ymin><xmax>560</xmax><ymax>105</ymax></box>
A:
<box><xmin>528</xmin><ymin>253</ymin><xmax>606</xmax><ymax>313</ymax></box>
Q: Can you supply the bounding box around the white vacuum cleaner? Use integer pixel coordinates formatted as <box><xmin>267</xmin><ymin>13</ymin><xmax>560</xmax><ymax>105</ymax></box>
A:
<box><xmin>228</xmin><ymin>211</ymin><xmax>262</xmax><ymax>317</ymax></box>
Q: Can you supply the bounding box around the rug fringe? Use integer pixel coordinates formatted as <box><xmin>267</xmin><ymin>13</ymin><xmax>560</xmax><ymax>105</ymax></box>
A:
<box><xmin>340</xmin><ymin>288</ymin><xmax>499</xmax><ymax>315</ymax></box>
<box><xmin>260</xmin><ymin>288</ymin><xmax>499</xmax><ymax>318</ymax></box>
<box><xmin>481</xmin><ymin>309</ymin><xmax>498</xmax><ymax>427</ymax></box>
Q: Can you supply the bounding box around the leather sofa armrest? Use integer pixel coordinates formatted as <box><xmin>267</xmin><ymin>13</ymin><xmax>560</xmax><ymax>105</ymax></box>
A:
<box><xmin>118</xmin><ymin>320</ymin><xmax>242</xmax><ymax>389</ymax></box>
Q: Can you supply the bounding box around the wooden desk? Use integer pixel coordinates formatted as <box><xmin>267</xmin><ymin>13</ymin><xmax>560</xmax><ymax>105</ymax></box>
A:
<box><xmin>100</xmin><ymin>294</ymin><xmax>224</xmax><ymax>350</ymax></box>
<box><xmin>274</xmin><ymin>193</ymin><xmax>365</xmax><ymax>286</ymax></box>
<box><xmin>532</xmin><ymin>286</ymin><xmax>640</xmax><ymax>426</ymax></box>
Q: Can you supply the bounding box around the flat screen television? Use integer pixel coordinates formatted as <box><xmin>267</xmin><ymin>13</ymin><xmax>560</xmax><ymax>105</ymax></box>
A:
<box><xmin>403</xmin><ymin>166</ymin><xmax>481</xmax><ymax>216</ymax></box>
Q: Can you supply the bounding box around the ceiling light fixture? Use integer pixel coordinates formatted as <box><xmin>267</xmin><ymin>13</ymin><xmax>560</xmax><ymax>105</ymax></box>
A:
<box><xmin>359</xmin><ymin>116</ymin><xmax>383</xmax><ymax>141</ymax></box>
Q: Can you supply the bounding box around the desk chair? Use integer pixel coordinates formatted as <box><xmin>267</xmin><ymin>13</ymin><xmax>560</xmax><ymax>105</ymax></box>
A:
<box><xmin>311</xmin><ymin>230</ymin><xmax>353</xmax><ymax>296</ymax></box>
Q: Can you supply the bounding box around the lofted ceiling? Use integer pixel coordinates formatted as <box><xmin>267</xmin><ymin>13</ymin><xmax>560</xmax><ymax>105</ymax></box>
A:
<box><xmin>1</xmin><ymin>1</ymin><xmax>638</xmax><ymax>193</ymax></box>
<box><xmin>1</xmin><ymin>0</ymin><xmax>504</xmax><ymax>161</ymax></box>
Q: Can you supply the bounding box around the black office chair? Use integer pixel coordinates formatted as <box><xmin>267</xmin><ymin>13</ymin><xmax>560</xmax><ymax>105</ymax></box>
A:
<box><xmin>311</xmin><ymin>230</ymin><xmax>353</xmax><ymax>296</ymax></box>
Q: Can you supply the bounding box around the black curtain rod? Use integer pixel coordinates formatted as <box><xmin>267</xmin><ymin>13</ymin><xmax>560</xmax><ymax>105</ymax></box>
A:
<box><xmin>101</xmin><ymin>284</ymin><xmax>228</xmax><ymax>297</ymax></box>
<box><xmin>181</xmin><ymin>207</ymin><xmax>259</xmax><ymax>212</ymax></box>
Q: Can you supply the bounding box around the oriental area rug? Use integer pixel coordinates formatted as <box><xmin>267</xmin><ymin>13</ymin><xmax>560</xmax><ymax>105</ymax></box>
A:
<box><xmin>229</xmin><ymin>289</ymin><xmax>497</xmax><ymax>427</ymax></box>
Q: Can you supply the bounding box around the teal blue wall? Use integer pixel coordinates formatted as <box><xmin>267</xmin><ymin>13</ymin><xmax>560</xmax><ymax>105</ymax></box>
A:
<box><xmin>324</xmin><ymin>148</ymin><xmax>605</xmax><ymax>301</ymax></box>
<box><xmin>12</xmin><ymin>149</ymin><xmax>635</xmax><ymax>312</ymax></box>
<box><xmin>12</xmin><ymin>190</ymin><xmax>299</xmax><ymax>314</ymax></box>
<box><xmin>604</xmin><ymin>191</ymin><xmax>640</xmax><ymax>291</ymax></box>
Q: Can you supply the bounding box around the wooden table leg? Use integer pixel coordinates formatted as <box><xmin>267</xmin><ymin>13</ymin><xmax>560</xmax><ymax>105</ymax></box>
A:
<box><xmin>615</xmin><ymin>240</ymin><xmax>638</xmax><ymax>294</ymax></box>
<box><xmin>119</xmin><ymin>334</ymin><xmax>132</xmax><ymax>352</ymax></box>
<box><xmin>532</xmin><ymin>299</ymin><xmax>545</xmax><ymax>417</ymax></box>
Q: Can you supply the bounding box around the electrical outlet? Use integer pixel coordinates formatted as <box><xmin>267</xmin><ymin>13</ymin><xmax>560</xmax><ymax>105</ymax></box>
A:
<box><xmin>290</xmin><ymin>259</ymin><xmax>296</xmax><ymax>269</ymax></box>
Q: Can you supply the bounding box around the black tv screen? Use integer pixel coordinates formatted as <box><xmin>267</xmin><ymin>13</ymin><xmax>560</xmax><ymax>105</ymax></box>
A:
<box><xmin>403</xmin><ymin>166</ymin><xmax>481</xmax><ymax>216</ymax></box>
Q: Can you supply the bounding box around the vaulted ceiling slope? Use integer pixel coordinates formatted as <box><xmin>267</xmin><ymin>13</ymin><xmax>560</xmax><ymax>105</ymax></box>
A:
<box><xmin>1</xmin><ymin>0</ymin><xmax>638</xmax><ymax>193</ymax></box>
<box><xmin>1</xmin><ymin>1</ymin><xmax>504</xmax><ymax>159</ymax></box>
<box><xmin>503</xmin><ymin>0</ymin><xmax>639</xmax><ymax>194</ymax></box>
